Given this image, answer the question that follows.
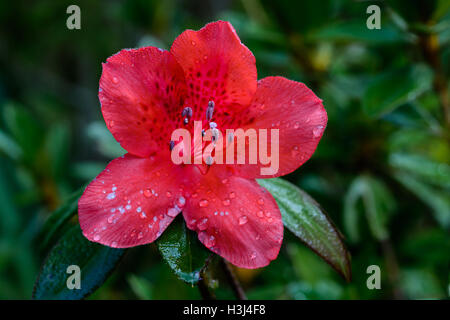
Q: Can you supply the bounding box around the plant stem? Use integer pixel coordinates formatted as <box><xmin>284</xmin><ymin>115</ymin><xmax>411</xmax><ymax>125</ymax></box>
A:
<box><xmin>221</xmin><ymin>259</ymin><xmax>247</xmax><ymax>300</ymax></box>
<box><xmin>197</xmin><ymin>277</ymin><xmax>216</xmax><ymax>300</ymax></box>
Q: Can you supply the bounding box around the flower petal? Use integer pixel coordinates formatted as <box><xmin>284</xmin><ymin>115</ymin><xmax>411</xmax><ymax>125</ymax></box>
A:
<box><xmin>170</xmin><ymin>21</ymin><xmax>257</xmax><ymax>119</ymax></box>
<box><xmin>181</xmin><ymin>167</ymin><xmax>283</xmax><ymax>268</ymax></box>
<box><xmin>225</xmin><ymin>76</ymin><xmax>327</xmax><ymax>178</ymax></box>
<box><xmin>100</xmin><ymin>47</ymin><xmax>187</xmax><ymax>157</ymax></box>
<box><xmin>78</xmin><ymin>153</ymin><xmax>186</xmax><ymax>248</ymax></box>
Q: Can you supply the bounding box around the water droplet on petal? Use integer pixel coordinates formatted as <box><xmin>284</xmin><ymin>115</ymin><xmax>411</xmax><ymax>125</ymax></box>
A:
<box><xmin>229</xmin><ymin>192</ymin><xmax>236</xmax><ymax>199</ymax></box>
<box><xmin>199</xmin><ymin>199</ymin><xmax>209</xmax><ymax>208</ymax></box>
<box><xmin>294</xmin><ymin>122</ymin><xmax>300</xmax><ymax>129</ymax></box>
<box><xmin>291</xmin><ymin>145</ymin><xmax>300</xmax><ymax>157</ymax></box>
<box><xmin>112</xmin><ymin>77</ymin><xmax>119</xmax><ymax>84</ymax></box>
<box><xmin>111</xmin><ymin>241</ymin><xmax>118</xmax><ymax>248</ymax></box>
<box><xmin>257</xmin><ymin>211</ymin><xmax>264</xmax><ymax>218</ymax></box>
<box><xmin>239</xmin><ymin>216</ymin><xmax>248</xmax><ymax>225</ymax></box>
<box><xmin>178</xmin><ymin>196</ymin><xmax>186</xmax><ymax>207</ymax></box>
<box><xmin>250</xmin><ymin>252</ymin><xmax>257</xmax><ymax>259</ymax></box>
<box><xmin>167</xmin><ymin>207</ymin><xmax>178</xmax><ymax>217</ymax></box>
<box><xmin>166</xmin><ymin>191</ymin><xmax>172</xmax><ymax>198</ymax></box>
<box><xmin>257</xmin><ymin>198</ymin><xmax>264</xmax><ymax>205</ymax></box>
<box><xmin>313</xmin><ymin>126</ymin><xmax>324</xmax><ymax>137</ymax></box>
<box><xmin>137</xmin><ymin>232</ymin><xmax>143</xmax><ymax>239</ymax></box>
<box><xmin>197</xmin><ymin>218</ymin><xmax>208</xmax><ymax>231</ymax></box>
<box><xmin>143</xmin><ymin>189</ymin><xmax>152</xmax><ymax>198</ymax></box>
<box><xmin>93</xmin><ymin>234</ymin><xmax>101</xmax><ymax>241</ymax></box>
<box><xmin>222</xmin><ymin>199</ymin><xmax>231</xmax><ymax>206</ymax></box>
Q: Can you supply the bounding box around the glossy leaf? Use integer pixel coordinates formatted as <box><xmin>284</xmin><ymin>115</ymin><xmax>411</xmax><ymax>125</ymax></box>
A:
<box><xmin>362</xmin><ymin>64</ymin><xmax>433</xmax><ymax>117</ymax></box>
<box><xmin>258</xmin><ymin>178</ymin><xmax>351</xmax><ymax>281</ymax></box>
<box><xmin>33</xmin><ymin>225</ymin><xmax>125</xmax><ymax>300</ymax></box>
<box><xmin>310</xmin><ymin>20</ymin><xmax>405</xmax><ymax>44</ymax></box>
<box><xmin>343</xmin><ymin>175</ymin><xmax>395</xmax><ymax>242</ymax></box>
<box><xmin>38</xmin><ymin>188</ymin><xmax>84</xmax><ymax>252</ymax></box>
<box><xmin>394</xmin><ymin>172</ymin><xmax>450</xmax><ymax>228</ymax></box>
<box><xmin>157</xmin><ymin>216</ymin><xmax>210</xmax><ymax>285</ymax></box>
<box><xmin>389</xmin><ymin>153</ymin><xmax>450</xmax><ymax>188</ymax></box>
<box><xmin>2</xmin><ymin>102</ymin><xmax>44</xmax><ymax>163</ymax></box>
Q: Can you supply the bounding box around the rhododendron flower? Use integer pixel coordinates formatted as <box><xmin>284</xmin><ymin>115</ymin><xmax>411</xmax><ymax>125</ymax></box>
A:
<box><xmin>79</xmin><ymin>21</ymin><xmax>327</xmax><ymax>268</ymax></box>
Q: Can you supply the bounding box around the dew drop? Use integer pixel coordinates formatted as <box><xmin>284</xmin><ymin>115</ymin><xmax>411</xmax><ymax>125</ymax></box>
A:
<box><xmin>166</xmin><ymin>191</ymin><xmax>172</xmax><ymax>198</ymax></box>
<box><xmin>294</xmin><ymin>122</ymin><xmax>300</xmax><ymax>129</ymax></box>
<box><xmin>137</xmin><ymin>232</ymin><xmax>143</xmax><ymax>239</ymax></box>
<box><xmin>229</xmin><ymin>192</ymin><xmax>236</xmax><ymax>199</ymax></box>
<box><xmin>109</xmin><ymin>120</ymin><xmax>115</xmax><ymax>127</ymax></box>
<box><xmin>197</xmin><ymin>218</ymin><xmax>208</xmax><ymax>231</ymax></box>
<box><xmin>222</xmin><ymin>199</ymin><xmax>231</xmax><ymax>206</ymax></box>
<box><xmin>167</xmin><ymin>207</ymin><xmax>178</xmax><ymax>217</ymax></box>
<box><xmin>143</xmin><ymin>189</ymin><xmax>152</xmax><ymax>198</ymax></box>
<box><xmin>111</xmin><ymin>241</ymin><xmax>118</xmax><ymax>248</ymax></box>
<box><xmin>112</xmin><ymin>77</ymin><xmax>119</xmax><ymax>84</ymax></box>
<box><xmin>257</xmin><ymin>198</ymin><xmax>264</xmax><ymax>205</ymax></box>
<box><xmin>239</xmin><ymin>215</ymin><xmax>248</xmax><ymax>225</ymax></box>
<box><xmin>313</xmin><ymin>126</ymin><xmax>324</xmax><ymax>137</ymax></box>
<box><xmin>250</xmin><ymin>252</ymin><xmax>257</xmax><ymax>260</ymax></box>
<box><xmin>257</xmin><ymin>211</ymin><xmax>264</xmax><ymax>218</ymax></box>
<box><xmin>106</xmin><ymin>192</ymin><xmax>116</xmax><ymax>200</ymax></box>
<box><xmin>199</xmin><ymin>199</ymin><xmax>209</xmax><ymax>208</ymax></box>
<box><xmin>178</xmin><ymin>196</ymin><xmax>186</xmax><ymax>207</ymax></box>
<box><xmin>93</xmin><ymin>234</ymin><xmax>101</xmax><ymax>241</ymax></box>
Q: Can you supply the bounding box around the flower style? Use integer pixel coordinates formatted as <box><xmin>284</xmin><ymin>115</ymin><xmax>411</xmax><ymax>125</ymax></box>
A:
<box><xmin>78</xmin><ymin>21</ymin><xmax>327</xmax><ymax>268</ymax></box>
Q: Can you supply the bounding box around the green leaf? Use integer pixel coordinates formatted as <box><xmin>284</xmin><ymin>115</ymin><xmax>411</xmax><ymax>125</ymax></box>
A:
<box><xmin>127</xmin><ymin>274</ymin><xmax>153</xmax><ymax>300</ymax></box>
<box><xmin>38</xmin><ymin>188</ymin><xmax>84</xmax><ymax>252</ymax></box>
<box><xmin>0</xmin><ymin>130</ymin><xmax>22</xmax><ymax>160</ymax></box>
<box><xmin>389</xmin><ymin>153</ymin><xmax>450</xmax><ymax>188</ymax></box>
<box><xmin>362</xmin><ymin>64</ymin><xmax>433</xmax><ymax>117</ymax></box>
<box><xmin>33</xmin><ymin>225</ymin><xmax>125</xmax><ymax>300</ymax></box>
<box><xmin>343</xmin><ymin>175</ymin><xmax>396</xmax><ymax>242</ymax></box>
<box><xmin>86</xmin><ymin>121</ymin><xmax>125</xmax><ymax>158</ymax></box>
<box><xmin>394</xmin><ymin>172</ymin><xmax>450</xmax><ymax>228</ymax></box>
<box><xmin>157</xmin><ymin>216</ymin><xmax>210</xmax><ymax>285</ymax></box>
<box><xmin>2</xmin><ymin>102</ymin><xmax>44</xmax><ymax>163</ymax></box>
<box><xmin>309</xmin><ymin>20</ymin><xmax>406</xmax><ymax>44</ymax></box>
<box><xmin>257</xmin><ymin>178</ymin><xmax>351</xmax><ymax>281</ymax></box>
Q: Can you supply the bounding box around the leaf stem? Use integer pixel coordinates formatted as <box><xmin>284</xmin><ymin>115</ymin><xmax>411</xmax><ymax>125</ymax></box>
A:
<box><xmin>197</xmin><ymin>277</ymin><xmax>216</xmax><ymax>300</ymax></box>
<box><xmin>221</xmin><ymin>259</ymin><xmax>247</xmax><ymax>300</ymax></box>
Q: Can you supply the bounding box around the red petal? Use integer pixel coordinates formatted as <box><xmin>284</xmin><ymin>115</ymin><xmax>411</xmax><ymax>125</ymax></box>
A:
<box><xmin>78</xmin><ymin>153</ymin><xmax>185</xmax><ymax>248</ymax></box>
<box><xmin>170</xmin><ymin>21</ymin><xmax>257</xmax><ymax>120</ymax></box>
<box><xmin>182</xmin><ymin>167</ymin><xmax>283</xmax><ymax>268</ymax></box>
<box><xmin>226</xmin><ymin>76</ymin><xmax>327</xmax><ymax>178</ymax></box>
<box><xmin>100</xmin><ymin>47</ymin><xmax>187</xmax><ymax>157</ymax></box>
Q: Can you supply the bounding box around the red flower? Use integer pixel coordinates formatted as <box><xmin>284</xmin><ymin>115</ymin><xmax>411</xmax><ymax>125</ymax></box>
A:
<box><xmin>78</xmin><ymin>21</ymin><xmax>327</xmax><ymax>268</ymax></box>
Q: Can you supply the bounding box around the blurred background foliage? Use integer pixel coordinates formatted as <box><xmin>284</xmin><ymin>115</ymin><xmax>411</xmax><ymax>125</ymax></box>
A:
<box><xmin>0</xmin><ymin>0</ymin><xmax>449</xmax><ymax>299</ymax></box>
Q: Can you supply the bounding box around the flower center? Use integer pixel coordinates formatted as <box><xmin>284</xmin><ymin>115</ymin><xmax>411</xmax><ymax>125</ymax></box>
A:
<box><xmin>170</xmin><ymin>100</ymin><xmax>221</xmax><ymax>174</ymax></box>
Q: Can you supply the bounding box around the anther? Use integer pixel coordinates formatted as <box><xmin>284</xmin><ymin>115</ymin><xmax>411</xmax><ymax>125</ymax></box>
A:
<box><xmin>209</xmin><ymin>122</ymin><xmax>217</xmax><ymax>129</ymax></box>
<box><xmin>211</xmin><ymin>128</ymin><xmax>219</xmax><ymax>142</ymax></box>
<box><xmin>169</xmin><ymin>140</ymin><xmax>175</xmax><ymax>151</ymax></box>
<box><xmin>206</xmin><ymin>101</ymin><xmax>215</xmax><ymax>121</ymax></box>
<box><xmin>182</xmin><ymin>107</ymin><xmax>193</xmax><ymax>124</ymax></box>
<box><xmin>227</xmin><ymin>132</ymin><xmax>234</xmax><ymax>144</ymax></box>
<box><xmin>205</xmin><ymin>156</ymin><xmax>213</xmax><ymax>166</ymax></box>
